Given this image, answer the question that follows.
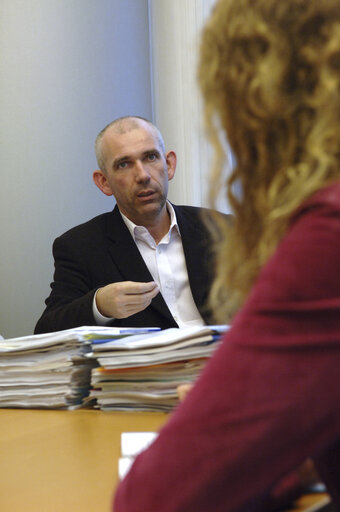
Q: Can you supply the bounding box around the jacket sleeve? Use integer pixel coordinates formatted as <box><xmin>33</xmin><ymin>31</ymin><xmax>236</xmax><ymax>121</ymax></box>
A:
<box><xmin>34</xmin><ymin>235</ymin><xmax>98</xmax><ymax>334</ymax></box>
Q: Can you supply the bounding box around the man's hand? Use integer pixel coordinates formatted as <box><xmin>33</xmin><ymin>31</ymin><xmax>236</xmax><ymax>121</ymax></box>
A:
<box><xmin>177</xmin><ymin>384</ymin><xmax>193</xmax><ymax>402</ymax></box>
<box><xmin>96</xmin><ymin>281</ymin><xmax>160</xmax><ymax>319</ymax></box>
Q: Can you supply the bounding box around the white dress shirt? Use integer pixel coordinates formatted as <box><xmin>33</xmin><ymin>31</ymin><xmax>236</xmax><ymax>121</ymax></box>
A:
<box><xmin>93</xmin><ymin>202</ymin><xmax>204</xmax><ymax>328</ymax></box>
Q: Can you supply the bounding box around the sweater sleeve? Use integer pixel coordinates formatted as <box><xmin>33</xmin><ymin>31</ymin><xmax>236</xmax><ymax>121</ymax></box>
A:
<box><xmin>113</xmin><ymin>196</ymin><xmax>340</xmax><ymax>512</ymax></box>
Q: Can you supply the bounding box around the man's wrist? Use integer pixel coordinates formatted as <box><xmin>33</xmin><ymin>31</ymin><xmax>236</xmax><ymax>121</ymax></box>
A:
<box><xmin>93</xmin><ymin>289</ymin><xmax>114</xmax><ymax>325</ymax></box>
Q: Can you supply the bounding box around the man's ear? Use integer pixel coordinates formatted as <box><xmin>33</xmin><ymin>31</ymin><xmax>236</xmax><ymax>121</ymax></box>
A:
<box><xmin>166</xmin><ymin>151</ymin><xmax>177</xmax><ymax>181</ymax></box>
<box><xmin>93</xmin><ymin>170</ymin><xmax>113</xmax><ymax>196</ymax></box>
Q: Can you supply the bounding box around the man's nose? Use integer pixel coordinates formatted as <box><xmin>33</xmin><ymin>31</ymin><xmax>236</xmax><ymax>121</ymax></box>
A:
<box><xmin>135</xmin><ymin>160</ymin><xmax>150</xmax><ymax>181</ymax></box>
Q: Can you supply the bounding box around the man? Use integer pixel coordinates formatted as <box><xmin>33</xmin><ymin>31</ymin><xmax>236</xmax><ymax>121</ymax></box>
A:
<box><xmin>35</xmin><ymin>116</ymin><xmax>221</xmax><ymax>334</ymax></box>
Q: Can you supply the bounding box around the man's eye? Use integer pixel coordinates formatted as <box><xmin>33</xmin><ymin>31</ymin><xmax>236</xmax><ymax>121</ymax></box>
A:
<box><xmin>147</xmin><ymin>153</ymin><xmax>157</xmax><ymax>161</ymax></box>
<box><xmin>117</xmin><ymin>161</ymin><xmax>128</xmax><ymax>169</ymax></box>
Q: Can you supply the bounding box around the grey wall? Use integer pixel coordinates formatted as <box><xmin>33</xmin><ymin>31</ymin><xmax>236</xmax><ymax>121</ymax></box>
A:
<box><xmin>0</xmin><ymin>0</ymin><xmax>152</xmax><ymax>338</ymax></box>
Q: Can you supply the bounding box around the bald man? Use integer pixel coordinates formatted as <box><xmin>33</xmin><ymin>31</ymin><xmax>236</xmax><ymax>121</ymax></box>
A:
<box><xmin>35</xmin><ymin>116</ymin><xmax>227</xmax><ymax>334</ymax></box>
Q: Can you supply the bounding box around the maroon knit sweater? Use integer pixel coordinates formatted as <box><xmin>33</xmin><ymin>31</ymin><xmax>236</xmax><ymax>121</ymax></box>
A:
<box><xmin>114</xmin><ymin>182</ymin><xmax>340</xmax><ymax>512</ymax></box>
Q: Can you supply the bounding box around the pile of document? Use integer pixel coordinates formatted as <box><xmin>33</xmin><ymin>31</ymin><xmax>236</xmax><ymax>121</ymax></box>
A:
<box><xmin>89</xmin><ymin>325</ymin><xmax>228</xmax><ymax>412</ymax></box>
<box><xmin>0</xmin><ymin>325</ymin><xmax>227</xmax><ymax>411</ymax></box>
<box><xmin>0</xmin><ymin>326</ymin><xmax>157</xmax><ymax>409</ymax></box>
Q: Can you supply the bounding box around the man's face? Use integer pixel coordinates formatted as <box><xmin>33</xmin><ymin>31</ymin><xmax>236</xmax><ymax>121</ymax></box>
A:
<box><xmin>96</xmin><ymin>122</ymin><xmax>176</xmax><ymax>226</ymax></box>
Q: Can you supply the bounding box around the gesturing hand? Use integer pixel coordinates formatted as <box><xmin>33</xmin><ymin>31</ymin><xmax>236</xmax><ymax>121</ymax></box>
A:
<box><xmin>96</xmin><ymin>281</ymin><xmax>160</xmax><ymax>319</ymax></box>
<box><xmin>177</xmin><ymin>384</ymin><xmax>193</xmax><ymax>402</ymax></box>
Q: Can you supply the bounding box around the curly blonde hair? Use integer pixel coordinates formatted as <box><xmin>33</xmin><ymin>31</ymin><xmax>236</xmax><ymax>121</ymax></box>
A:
<box><xmin>199</xmin><ymin>0</ymin><xmax>340</xmax><ymax>323</ymax></box>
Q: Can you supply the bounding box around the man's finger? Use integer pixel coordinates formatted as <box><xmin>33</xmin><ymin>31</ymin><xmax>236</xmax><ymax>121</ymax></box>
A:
<box><xmin>122</xmin><ymin>286</ymin><xmax>160</xmax><ymax>307</ymax></box>
<box><xmin>124</xmin><ymin>281</ymin><xmax>159</xmax><ymax>295</ymax></box>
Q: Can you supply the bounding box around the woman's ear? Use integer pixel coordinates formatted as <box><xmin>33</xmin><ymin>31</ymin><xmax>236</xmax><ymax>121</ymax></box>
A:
<box><xmin>93</xmin><ymin>170</ymin><xmax>113</xmax><ymax>196</ymax></box>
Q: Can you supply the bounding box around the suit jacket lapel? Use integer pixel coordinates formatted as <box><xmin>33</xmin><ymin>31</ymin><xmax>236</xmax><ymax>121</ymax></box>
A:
<box><xmin>105</xmin><ymin>206</ymin><xmax>174</xmax><ymax>323</ymax></box>
<box><xmin>174</xmin><ymin>205</ymin><xmax>212</xmax><ymax>321</ymax></box>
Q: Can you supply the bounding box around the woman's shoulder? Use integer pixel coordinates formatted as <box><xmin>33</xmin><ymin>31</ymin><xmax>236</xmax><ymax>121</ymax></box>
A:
<box><xmin>293</xmin><ymin>181</ymin><xmax>340</xmax><ymax>221</ymax></box>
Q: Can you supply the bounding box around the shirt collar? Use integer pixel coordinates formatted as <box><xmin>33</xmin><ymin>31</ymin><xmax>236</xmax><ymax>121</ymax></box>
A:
<box><xmin>119</xmin><ymin>201</ymin><xmax>180</xmax><ymax>242</ymax></box>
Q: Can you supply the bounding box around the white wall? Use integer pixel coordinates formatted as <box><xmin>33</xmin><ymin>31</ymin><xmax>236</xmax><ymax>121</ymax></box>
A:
<box><xmin>0</xmin><ymin>0</ymin><xmax>152</xmax><ymax>338</ymax></box>
<box><xmin>149</xmin><ymin>0</ymin><xmax>232</xmax><ymax>212</ymax></box>
<box><xmin>149</xmin><ymin>0</ymin><xmax>218</xmax><ymax>207</ymax></box>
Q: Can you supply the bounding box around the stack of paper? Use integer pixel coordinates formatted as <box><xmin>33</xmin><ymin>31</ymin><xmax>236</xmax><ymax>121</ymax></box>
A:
<box><xmin>89</xmin><ymin>325</ymin><xmax>228</xmax><ymax>412</ymax></box>
<box><xmin>0</xmin><ymin>326</ymin><xmax>159</xmax><ymax>409</ymax></box>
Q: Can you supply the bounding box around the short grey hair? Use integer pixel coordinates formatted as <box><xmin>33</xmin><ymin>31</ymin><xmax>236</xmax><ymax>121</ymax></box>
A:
<box><xmin>94</xmin><ymin>116</ymin><xmax>166</xmax><ymax>173</ymax></box>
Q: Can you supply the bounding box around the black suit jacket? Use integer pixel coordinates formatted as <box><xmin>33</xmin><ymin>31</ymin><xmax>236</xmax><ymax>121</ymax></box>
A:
<box><xmin>35</xmin><ymin>205</ymin><xmax>223</xmax><ymax>333</ymax></box>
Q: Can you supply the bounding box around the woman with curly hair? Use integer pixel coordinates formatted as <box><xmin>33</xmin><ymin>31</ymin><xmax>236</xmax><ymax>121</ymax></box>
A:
<box><xmin>114</xmin><ymin>1</ymin><xmax>340</xmax><ymax>510</ymax></box>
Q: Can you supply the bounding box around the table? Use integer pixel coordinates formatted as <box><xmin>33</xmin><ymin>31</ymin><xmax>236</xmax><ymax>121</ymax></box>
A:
<box><xmin>0</xmin><ymin>408</ymin><xmax>168</xmax><ymax>512</ymax></box>
<box><xmin>0</xmin><ymin>408</ymin><xmax>330</xmax><ymax>512</ymax></box>
<box><xmin>287</xmin><ymin>494</ymin><xmax>331</xmax><ymax>512</ymax></box>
